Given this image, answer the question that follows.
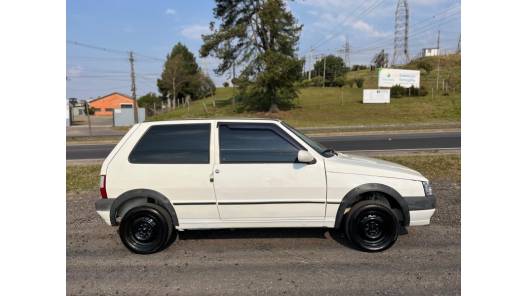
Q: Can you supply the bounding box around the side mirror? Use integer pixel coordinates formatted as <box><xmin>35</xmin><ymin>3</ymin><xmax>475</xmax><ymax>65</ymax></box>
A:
<box><xmin>297</xmin><ymin>150</ymin><xmax>316</xmax><ymax>164</ymax></box>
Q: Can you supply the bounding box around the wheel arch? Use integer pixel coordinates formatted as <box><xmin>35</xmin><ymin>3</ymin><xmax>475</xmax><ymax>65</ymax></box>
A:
<box><xmin>334</xmin><ymin>183</ymin><xmax>410</xmax><ymax>228</ymax></box>
<box><xmin>110</xmin><ymin>189</ymin><xmax>179</xmax><ymax>226</ymax></box>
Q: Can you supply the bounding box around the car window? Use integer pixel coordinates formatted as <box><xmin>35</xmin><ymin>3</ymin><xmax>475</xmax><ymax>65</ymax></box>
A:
<box><xmin>219</xmin><ymin>123</ymin><xmax>301</xmax><ymax>163</ymax></box>
<box><xmin>129</xmin><ymin>124</ymin><xmax>210</xmax><ymax>164</ymax></box>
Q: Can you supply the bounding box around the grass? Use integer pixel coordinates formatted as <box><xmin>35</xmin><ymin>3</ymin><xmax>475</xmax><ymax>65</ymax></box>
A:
<box><xmin>379</xmin><ymin>154</ymin><xmax>461</xmax><ymax>181</ymax></box>
<box><xmin>149</xmin><ymin>87</ymin><xmax>460</xmax><ymax>127</ymax></box>
<box><xmin>148</xmin><ymin>54</ymin><xmax>460</xmax><ymax>127</ymax></box>
<box><xmin>65</xmin><ymin>154</ymin><xmax>460</xmax><ymax>192</ymax></box>
<box><xmin>67</xmin><ymin>165</ymin><xmax>101</xmax><ymax>193</ymax></box>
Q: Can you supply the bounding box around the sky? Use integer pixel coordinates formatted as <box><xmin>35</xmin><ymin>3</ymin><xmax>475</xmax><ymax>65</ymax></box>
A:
<box><xmin>66</xmin><ymin>0</ymin><xmax>461</xmax><ymax>100</ymax></box>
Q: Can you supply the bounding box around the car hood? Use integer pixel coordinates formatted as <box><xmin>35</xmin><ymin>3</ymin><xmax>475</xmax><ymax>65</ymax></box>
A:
<box><xmin>324</xmin><ymin>153</ymin><xmax>428</xmax><ymax>181</ymax></box>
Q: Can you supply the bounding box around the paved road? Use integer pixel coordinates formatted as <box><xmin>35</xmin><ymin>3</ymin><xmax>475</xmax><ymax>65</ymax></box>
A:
<box><xmin>67</xmin><ymin>178</ymin><xmax>460</xmax><ymax>295</ymax></box>
<box><xmin>66</xmin><ymin>131</ymin><xmax>461</xmax><ymax>160</ymax></box>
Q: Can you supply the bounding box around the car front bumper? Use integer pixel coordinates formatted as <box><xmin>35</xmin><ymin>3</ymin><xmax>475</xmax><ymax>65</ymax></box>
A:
<box><xmin>95</xmin><ymin>198</ymin><xmax>115</xmax><ymax>225</ymax></box>
<box><xmin>405</xmin><ymin>195</ymin><xmax>436</xmax><ymax>226</ymax></box>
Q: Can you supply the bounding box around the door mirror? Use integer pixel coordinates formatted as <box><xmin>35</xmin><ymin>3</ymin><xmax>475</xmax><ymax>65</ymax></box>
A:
<box><xmin>297</xmin><ymin>150</ymin><xmax>315</xmax><ymax>164</ymax></box>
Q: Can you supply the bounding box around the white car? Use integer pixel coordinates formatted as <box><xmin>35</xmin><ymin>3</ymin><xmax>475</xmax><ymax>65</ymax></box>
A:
<box><xmin>95</xmin><ymin>119</ymin><xmax>435</xmax><ymax>254</ymax></box>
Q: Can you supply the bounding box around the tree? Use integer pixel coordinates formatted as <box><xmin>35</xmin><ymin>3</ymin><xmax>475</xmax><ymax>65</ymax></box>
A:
<box><xmin>354</xmin><ymin>78</ymin><xmax>365</xmax><ymax>88</ymax></box>
<box><xmin>200</xmin><ymin>0</ymin><xmax>303</xmax><ymax>112</ymax></box>
<box><xmin>371</xmin><ymin>49</ymin><xmax>389</xmax><ymax>69</ymax></box>
<box><xmin>313</xmin><ymin>55</ymin><xmax>347</xmax><ymax>87</ymax></box>
<box><xmin>138</xmin><ymin>92</ymin><xmax>161</xmax><ymax>108</ymax></box>
<box><xmin>193</xmin><ymin>71</ymin><xmax>217</xmax><ymax>99</ymax></box>
<box><xmin>157</xmin><ymin>43</ymin><xmax>201</xmax><ymax>107</ymax></box>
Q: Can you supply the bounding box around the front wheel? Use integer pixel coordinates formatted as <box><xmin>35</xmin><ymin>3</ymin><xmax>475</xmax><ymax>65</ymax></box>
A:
<box><xmin>345</xmin><ymin>201</ymin><xmax>399</xmax><ymax>252</ymax></box>
<box><xmin>119</xmin><ymin>204</ymin><xmax>174</xmax><ymax>254</ymax></box>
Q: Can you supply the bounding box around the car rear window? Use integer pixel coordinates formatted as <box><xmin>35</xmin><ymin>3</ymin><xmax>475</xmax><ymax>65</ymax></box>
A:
<box><xmin>129</xmin><ymin>124</ymin><xmax>210</xmax><ymax>164</ymax></box>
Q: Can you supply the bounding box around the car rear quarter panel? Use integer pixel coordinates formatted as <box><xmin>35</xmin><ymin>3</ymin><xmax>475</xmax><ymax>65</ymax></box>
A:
<box><xmin>102</xmin><ymin>122</ymin><xmax>219</xmax><ymax>221</ymax></box>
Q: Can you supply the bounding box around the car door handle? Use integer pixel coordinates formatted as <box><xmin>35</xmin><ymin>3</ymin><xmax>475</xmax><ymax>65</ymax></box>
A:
<box><xmin>215</xmin><ymin>169</ymin><xmax>220</xmax><ymax>174</ymax></box>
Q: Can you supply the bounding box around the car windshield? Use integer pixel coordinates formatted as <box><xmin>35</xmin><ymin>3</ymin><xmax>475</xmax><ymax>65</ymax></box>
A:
<box><xmin>281</xmin><ymin>121</ymin><xmax>336</xmax><ymax>157</ymax></box>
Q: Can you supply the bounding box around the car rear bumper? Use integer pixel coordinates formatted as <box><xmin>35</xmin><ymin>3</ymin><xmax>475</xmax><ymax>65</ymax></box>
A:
<box><xmin>95</xmin><ymin>199</ymin><xmax>115</xmax><ymax>225</ymax></box>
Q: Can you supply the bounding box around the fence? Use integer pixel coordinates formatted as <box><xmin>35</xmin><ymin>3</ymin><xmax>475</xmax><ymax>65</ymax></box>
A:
<box><xmin>113</xmin><ymin>108</ymin><xmax>146</xmax><ymax>126</ymax></box>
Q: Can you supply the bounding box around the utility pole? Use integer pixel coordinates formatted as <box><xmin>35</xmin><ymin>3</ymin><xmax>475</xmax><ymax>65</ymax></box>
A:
<box><xmin>308</xmin><ymin>47</ymin><xmax>314</xmax><ymax>81</ymax></box>
<box><xmin>129</xmin><ymin>51</ymin><xmax>139</xmax><ymax>123</ymax></box>
<box><xmin>84</xmin><ymin>101</ymin><xmax>92</xmax><ymax>136</ymax></box>
<box><xmin>232</xmin><ymin>60</ymin><xmax>236</xmax><ymax>106</ymax></box>
<box><xmin>322</xmin><ymin>56</ymin><xmax>326</xmax><ymax>88</ymax></box>
<box><xmin>457</xmin><ymin>34</ymin><xmax>461</xmax><ymax>53</ymax></box>
<box><xmin>436</xmin><ymin>30</ymin><xmax>441</xmax><ymax>91</ymax></box>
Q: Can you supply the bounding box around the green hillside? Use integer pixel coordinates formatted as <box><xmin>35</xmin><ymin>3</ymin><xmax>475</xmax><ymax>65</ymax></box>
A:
<box><xmin>149</xmin><ymin>54</ymin><xmax>461</xmax><ymax>128</ymax></box>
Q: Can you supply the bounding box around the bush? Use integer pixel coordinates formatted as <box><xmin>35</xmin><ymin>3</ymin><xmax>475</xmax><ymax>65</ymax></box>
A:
<box><xmin>416</xmin><ymin>61</ymin><xmax>433</xmax><ymax>73</ymax></box>
<box><xmin>354</xmin><ymin>78</ymin><xmax>365</xmax><ymax>88</ymax></box>
<box><xmin>390</xmin><ymin>85</ymin><xmax>405</xmax><ymax>98</ymax></box>
<box><xmin>223</xmin><ymin>81</ymin><xmax>230</xmax><ymax>88</ymax></box>
<box><xmin>310</xmin><ymin>76</ymin><xmax>324</xmax><ymax>87</ymax></box>
<box><xmin>391</xmin><ymin>85</ymin><xmax>428</xmax><ymax>98</ymax></box>
<box><xmin>418</xmin><ymin>85</ymin><xmax>428</xmax><ymax>96</ymax></box>
<box><xmin>351</xmin><ymin>65</ymin><xmax>368</xmax><ymax>71</ymax></box>
<box><xmin>334</xmin><ymin>76</ymin><xmax>346</xmax><ymax>87</ymax></box>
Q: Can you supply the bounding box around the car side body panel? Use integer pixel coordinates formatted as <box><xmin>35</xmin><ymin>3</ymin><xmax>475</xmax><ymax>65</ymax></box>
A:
<box><xmin>97</xmin><ymin>119</ymin><xmax>435</xmax><ymax>230</ymax></box>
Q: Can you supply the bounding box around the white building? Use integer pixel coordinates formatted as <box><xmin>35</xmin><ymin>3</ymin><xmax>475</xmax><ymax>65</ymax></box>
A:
<box><xmin>422</xmin><ymin>48</ymin><xmax>439</xmax><ymax>57</ymax></box>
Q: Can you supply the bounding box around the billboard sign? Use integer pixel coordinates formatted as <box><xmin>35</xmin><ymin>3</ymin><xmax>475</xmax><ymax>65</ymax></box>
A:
<box><xmin>378</xmin><ymin>68</ymin><xmax>420</xmax><ymax>88</ymax></box>
<box><xmin>363</xmin><ymin>89</ymin><xmax>390</xmax><ymax>104</ymax></box>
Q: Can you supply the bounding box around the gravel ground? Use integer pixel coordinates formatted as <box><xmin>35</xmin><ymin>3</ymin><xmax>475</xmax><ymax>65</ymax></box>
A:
<box><xmin>67</xmin><ymin>180</ymin><xmax>460</xmax><ymax>295</ymax></box>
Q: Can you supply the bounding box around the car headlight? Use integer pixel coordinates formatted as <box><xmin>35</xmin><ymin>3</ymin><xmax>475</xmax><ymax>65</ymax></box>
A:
<box><xmin>422</xmin><ymin>181</ymin><xmax>433</xmax><ymax>197</ymax></box>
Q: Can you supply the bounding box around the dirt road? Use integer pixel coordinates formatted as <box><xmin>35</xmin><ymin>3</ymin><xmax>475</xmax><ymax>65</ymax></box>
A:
<box><xmin>67</xmin><ymin>180</ymin><xmax>460</xmax><ymax>295</ymax></box>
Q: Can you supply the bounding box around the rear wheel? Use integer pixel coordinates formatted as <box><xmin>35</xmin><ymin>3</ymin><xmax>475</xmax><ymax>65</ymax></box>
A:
<box><xmin>119</xmin><ymin>204</ymin><xmax>174</xmax><ymax>254</ymax></box>
<box><xmin>345</xmin><ymin>200</ymin><xmax>399</xmax><ymax>252</ymax></box>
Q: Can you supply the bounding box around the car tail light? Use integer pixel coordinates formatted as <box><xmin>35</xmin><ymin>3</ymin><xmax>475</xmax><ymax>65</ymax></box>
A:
<box><xmin>99</xmin><ymin>175</ymin><xmax>108</xmax><ymax>199</ymax></box>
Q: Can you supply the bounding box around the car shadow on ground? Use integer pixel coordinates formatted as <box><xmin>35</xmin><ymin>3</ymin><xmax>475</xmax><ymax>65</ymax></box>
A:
<box><xmin>175</xmin><ymin>227</ymin><xmax>358</xmax><ymax>250</ymax></box>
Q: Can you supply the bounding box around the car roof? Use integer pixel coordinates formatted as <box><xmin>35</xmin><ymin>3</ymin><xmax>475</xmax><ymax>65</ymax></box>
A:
<box><xmin>140</xmin><ymin>118</ymin><xmax>282</xmax><ymax>127</ymax></box>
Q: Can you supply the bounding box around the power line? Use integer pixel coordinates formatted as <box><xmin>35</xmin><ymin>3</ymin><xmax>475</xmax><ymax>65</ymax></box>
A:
<box><xmin>352</xmin><ymin>3</ymin><xmax>460</xmax><ymax>53</ymax></box>
<box><xmin>66</xmin><ymin>40</ymin><xmax>128</xmax><ymax>55</ymax></box>
<box><xmin>306</xmin><ymin>0</ymin><xmax>386</xmax><ymax>54</ymax></box>
<box><xmin>67</xmin><ymin>40</ymin><xmax>164</xmax><ymax>62</ymax></box>
<box><xmin>352</xmin><ymin>11</ymin><xmax>460</xmax><ymax>55</ymax></box>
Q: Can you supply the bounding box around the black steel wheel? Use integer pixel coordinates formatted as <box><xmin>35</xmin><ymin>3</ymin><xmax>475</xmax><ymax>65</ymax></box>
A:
<box><xmin>119</xmin><ymin>204</ymin><xmax>174</xmax><ymax>254</ymax></box>
<box><xmin>345</xmin><ymin>200</ymin><xmax>399</xmax><ymax>252</ymax></box>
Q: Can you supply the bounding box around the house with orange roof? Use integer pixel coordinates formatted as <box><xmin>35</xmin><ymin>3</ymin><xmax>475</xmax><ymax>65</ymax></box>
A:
<box><xmin>89</xmin><ymin>92</ymin><xmax>135</xmax><ymax>116</ymax></box>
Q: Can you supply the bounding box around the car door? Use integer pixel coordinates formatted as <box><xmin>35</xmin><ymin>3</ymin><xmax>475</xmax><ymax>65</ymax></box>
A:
<box><xmin>212</xmin><ymin>122</ymin><xmax>327</xmax><ymax>220</ymax></box>
<box><xmin>120</xmin><ymin>123</ymin><xmax>219</xmax><ymax>221</ymax></box>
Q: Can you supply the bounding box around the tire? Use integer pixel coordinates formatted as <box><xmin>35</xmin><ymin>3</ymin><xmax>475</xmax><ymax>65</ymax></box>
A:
<box><xmin>119</xmin><ymin>204</ymin><xmax>174</xmax><ymax>254</ymax></box>
<box><xmin>344</xmin><ymin>200</ymin><xmax>399</xmax><ymax>252</ymax></box>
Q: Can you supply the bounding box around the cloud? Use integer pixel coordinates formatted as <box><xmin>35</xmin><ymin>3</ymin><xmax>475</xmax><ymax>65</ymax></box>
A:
<box><xmin>312</xmin><ymin>11</ymin><xmax>389</xmax><ymax>38</ymax></box>
<box><xmin>409</xmin><ymin>0</ymin><xmax>447</xmax><ymax>6</ymax></box>
<box><xmin>351</xmin><ymin>20</ymin><xmax>389</xmax><ymax>37</ymax></box>
<box><xmin>180</xmin><ymin>25</ymin><xmax>210</xmax><ymax>40</ymax></box>
<box><xmin>299</xmin><ymin>0</ymin><xmax>354</xmax><ymax>9</ymax></box>
<box><xmin>165</xmin><ymin>8</ymin><xmax>176</xmax><ymax>15</ymax></box>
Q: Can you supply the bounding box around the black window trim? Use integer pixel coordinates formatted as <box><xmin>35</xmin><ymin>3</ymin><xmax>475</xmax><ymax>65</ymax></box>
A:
<box><xmin>128</xmin><ymin>123</ymin><xmax>212</xmax><ymax>165</ymax></box>
<box><xmin>217</xmin><ymin>122</ymin><xmax>308</xmax><ymax>164</ymax></box>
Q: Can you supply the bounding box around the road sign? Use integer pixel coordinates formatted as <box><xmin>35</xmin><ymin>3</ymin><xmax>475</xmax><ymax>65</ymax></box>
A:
<box><xmin>363</xmin><ymin>89</ymin><xmax>390</xmax><ymax>104</ymax></box>
<box><xmin>378</xmin><ymin>68</ymin><xmax>420</xmax><ymax>88</ymax></box>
